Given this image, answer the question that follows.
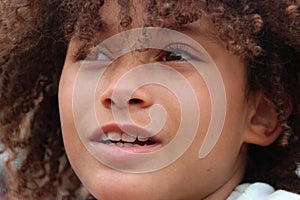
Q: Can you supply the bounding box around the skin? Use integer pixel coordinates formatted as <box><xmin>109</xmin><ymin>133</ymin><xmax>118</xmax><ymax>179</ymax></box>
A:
<box><xmin>59</xmin><ymin>1</ymin><xmax>281</xmax><ymax>199</ymax></box>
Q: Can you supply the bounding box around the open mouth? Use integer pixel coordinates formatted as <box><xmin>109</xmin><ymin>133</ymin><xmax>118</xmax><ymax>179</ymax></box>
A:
<box><xmin>89</xmin><ymin>124</ymin><xmax>161</xmax><ymax>153</ymax></box>
<box><xmin>100</xmin><ymin>131</ymin><xmax>157</xmax><ymax>147</ymax></box>
<box><xmin>87</xmin><ymin>124</ymin><xmax>165</xmax><ymax>171</ymax></box>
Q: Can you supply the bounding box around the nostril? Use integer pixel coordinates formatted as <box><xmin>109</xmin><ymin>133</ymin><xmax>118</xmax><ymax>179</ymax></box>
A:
<box><xmin>129</xmin><ymin>98</ymin><xmax>143</xmax><ymax>105</ymax></box>
<box><xmin>102</xmin><ymin>99</ymin><xmax>113</xmax><ymax>107</ymax></box>
<box><xmin>101</xmin><ymin>89</ymin><xmax>152</xmax><ymax>108</ymax></box>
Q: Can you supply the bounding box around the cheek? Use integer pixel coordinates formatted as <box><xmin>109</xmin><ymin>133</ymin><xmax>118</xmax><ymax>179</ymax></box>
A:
<box><xmin>182</xmin><ymin>58</ymin><xmax>248</xmax><ymax>184</ymax></box>
<box><xmin>58</xmin><ymin>63</ymin><xmax>78</xmax><ymax>139</ymax></box>
<box><xmin>58</xmin><ymin>64</ymin><xmax>92</xmax><ymax>177</ymax></box>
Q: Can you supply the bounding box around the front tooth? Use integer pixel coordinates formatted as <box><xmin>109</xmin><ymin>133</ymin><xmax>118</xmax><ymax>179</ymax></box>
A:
<box><xmin>100</xmin><ymin>134</ymin><xmax>109</xmax><ymax>142</ymax></box>
<box><xmin>107</xmin><ymin>132</ymin><xmax>122</xmax><ymax>141</ymax></box>
<box><xmin>138</xmin><ymin>136</ymin><xmax>149</xmax><ymax>142</ymax></box>
<box><xmin>121</xmin><ymin>133</ymin><xmax>137</xmax><ymax>142</ymax></box>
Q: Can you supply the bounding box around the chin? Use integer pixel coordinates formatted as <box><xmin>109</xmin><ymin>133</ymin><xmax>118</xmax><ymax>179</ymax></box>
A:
<box><xmin>82</xmin><ymin>167</ymin><xmax>165</xmax><ymax>200</ymax></box>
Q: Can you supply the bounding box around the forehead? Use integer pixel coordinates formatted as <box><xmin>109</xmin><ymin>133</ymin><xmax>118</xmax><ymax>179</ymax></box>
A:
<box><xmin>97</xmin><ymin>0</ymin><xmax>216</xmax><ymax>41</ymax></box>
<box><xmin>100</xmin><ymin>1</ymin><xmax>207</xmax><ymax>27</ymax></box>
<box><xmin>70</xmin><ymin>0</ymin><xmax>256</xmax><ymax>61</ymax></box>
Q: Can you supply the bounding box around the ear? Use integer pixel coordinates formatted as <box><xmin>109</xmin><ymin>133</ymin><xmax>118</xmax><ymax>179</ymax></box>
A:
<box><xmin>244</xmin><ymin>93</ymin><xmax>283</xmax><ymax>146</ymax></box>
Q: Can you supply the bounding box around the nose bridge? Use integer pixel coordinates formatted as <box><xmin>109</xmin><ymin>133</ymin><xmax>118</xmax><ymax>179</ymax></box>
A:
<box><xmin>109</xmin><ymin>52</ymin><xmax>146</xmax><ymax>77</ymax></box>
<box><xmin>100</xmin><ymin>53</ymin><xmax>153</xmax><ymax>108</ymax></box>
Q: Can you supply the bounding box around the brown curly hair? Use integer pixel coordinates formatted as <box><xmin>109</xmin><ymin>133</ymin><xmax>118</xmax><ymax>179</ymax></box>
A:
<box><xmin>0</xmin><ymin>0</ymin><xmax>299</xmax><ymax>199</ymax></box>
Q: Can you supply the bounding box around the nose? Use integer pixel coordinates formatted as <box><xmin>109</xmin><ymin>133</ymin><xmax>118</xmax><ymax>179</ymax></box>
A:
<box><xmin>100</xmin><ymin>52</ymin><xmax>155</xmax><ymax>109</ymax></box>
<box><xmin>101</xmin><ymin>82</ymin><xmax>154</xmax><ymax>109</ymax></box>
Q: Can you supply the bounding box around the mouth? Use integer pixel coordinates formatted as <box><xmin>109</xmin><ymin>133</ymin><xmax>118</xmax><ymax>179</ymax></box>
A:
<box><xmin>89</xmin><ymin>124</ymin><xmax>162</xmax><ymax>156</ymax></box>
<box><xmin>100</xmin><ymin>131</ymin><xmax>157</xmax><ymax>147</ymax></box>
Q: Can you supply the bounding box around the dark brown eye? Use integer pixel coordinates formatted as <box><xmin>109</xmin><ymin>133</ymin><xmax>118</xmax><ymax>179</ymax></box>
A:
<box><xmin>164</xmin><ymin>51</ymin><xmax>186</xmax><ymax>61</ymax></box>
<box><xmin>157</xmin><ymin>51</ymin><xmax>188</xmax><ymax>62</ymax></box>
<box><xmin>156</xmin><ymin>43</ymin><xmax>199</xmax><ymax>62</ymax></box>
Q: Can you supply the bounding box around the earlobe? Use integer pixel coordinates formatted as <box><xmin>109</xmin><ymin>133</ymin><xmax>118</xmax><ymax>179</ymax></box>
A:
<box><xmin>244</xmin><ymin>94</ymin><xmax>282</xmax><ymax>146</ymax></box>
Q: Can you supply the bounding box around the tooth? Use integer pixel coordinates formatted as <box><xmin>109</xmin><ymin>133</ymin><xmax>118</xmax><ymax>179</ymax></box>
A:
<box><xmin>121</xmin><ymin>133</ymin><xmax>137</xmax><ymax>142</ymax></box>
<box><xmin>124</xmin><ymin>143</ymin><xmax>133</xmax><ymax>147</ymax></box>
<box><xmin>100</xmin><ymin>134</ymin><xmax>109</xmax><ymax>142</ymax></box>
<box><xmin>137</xmin><ymin>136</ymin><xmax>149</xmax><ymax>142</ymax></box>
<box><xmin>109</xmin><ymin>143</ymin><xmax>116</xmax><ymax>146</ymax></box>
<box><xmin>107</xmin><ymin>132</ymin><xmax>121</xmax><ymax>141</ymax></box>
<box><xmin>133</xmin><ymin>144</ymin><xmax>141</xmax><ymax>147</ymax></box>
<box><xmin>116</xmin><ymin>142</ymin><xmax>124</xmax><ymax>147</ymax></box>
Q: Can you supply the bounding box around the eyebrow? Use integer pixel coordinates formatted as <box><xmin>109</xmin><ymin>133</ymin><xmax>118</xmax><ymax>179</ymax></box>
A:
<box><xmin>84</xmin><ymin>18</ymin><xmax>220</xmax><ymax>55</ymax></box>
<box><xmin>170</xmin><ymin>22</ymin><xmax>221</xmax><ymax>45</ymax></box>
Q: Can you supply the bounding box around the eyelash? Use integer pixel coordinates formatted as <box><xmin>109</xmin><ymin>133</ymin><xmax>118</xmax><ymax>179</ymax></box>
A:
<box><xmin>157</xmin><ymin>43</ymin><xmax>199</xmax><ymax>62</ymax></box>
<box><xmin>84</xmin><ymin>48</ymin><xmax>112</xmax><ymax>61</ymax></box>
<box><xmin>76</xmin><ymin>43</ymin><xmax>199</xmax><ymax>62</ymax></box>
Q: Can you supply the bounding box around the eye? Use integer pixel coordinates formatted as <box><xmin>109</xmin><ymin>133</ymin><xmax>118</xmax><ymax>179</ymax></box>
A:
<box><xmin>156</xmin><ymin>43</ymin><xmax>198</xmax><ymax>62</ymax></box>
<box><xmin>95</xmin><ymin>53</ymin><xmax>111</xmax><ymax>61</ymax></box>
<box><xmin>160</xmin><ymin>51</ymin><xmax>189</xmax><ymax>61</ymax></box>
<box><xmin>85</xmin><ymin>48</ymin><xmax>112</xmax><ymax>61</ymax></box>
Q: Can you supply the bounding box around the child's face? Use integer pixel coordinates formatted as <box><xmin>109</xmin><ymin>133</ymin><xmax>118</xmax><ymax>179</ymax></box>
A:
<box><xmin>59</xmin><ymin>1</ymin><xmax>258</xmax><ymax>199</ymax></box>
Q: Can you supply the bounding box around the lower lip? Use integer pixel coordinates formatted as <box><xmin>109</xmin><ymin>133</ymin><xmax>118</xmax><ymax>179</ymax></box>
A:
<box><xmin>88</xmin><ymin>141</ymin><xmax>162</xmax><ymax>161</ymax></box>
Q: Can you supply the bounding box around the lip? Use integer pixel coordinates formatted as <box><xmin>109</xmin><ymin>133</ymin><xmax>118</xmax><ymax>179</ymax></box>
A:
<box><xmin>89</xmin><ymin>123</ymin><xmax>160</xmax><ymax>141</ymax></box>
<box><xmin>88</xmin><ymin>123</ymin><xmax>162</xmax><ymax>160</ymax></box>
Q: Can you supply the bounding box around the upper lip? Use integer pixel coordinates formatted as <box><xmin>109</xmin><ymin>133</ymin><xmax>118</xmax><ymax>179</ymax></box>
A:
<box><xmin>90</xmin><ymin>123</ymin><xmax>159</xmax><ymax>143</ymax></box>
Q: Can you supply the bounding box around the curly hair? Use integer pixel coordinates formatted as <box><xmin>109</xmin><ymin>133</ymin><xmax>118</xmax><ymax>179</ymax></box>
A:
<box><xmin>0</xmin><ymin>0</ymin><xmax>299</xmax><ymax>199</ymax></box>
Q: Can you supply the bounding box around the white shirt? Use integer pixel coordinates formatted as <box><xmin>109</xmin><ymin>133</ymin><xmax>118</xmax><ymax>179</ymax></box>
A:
<box><xmin>227</xmin><ymin>182</ymin><xmax>300</xmax><ymax>200</ymax></box>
